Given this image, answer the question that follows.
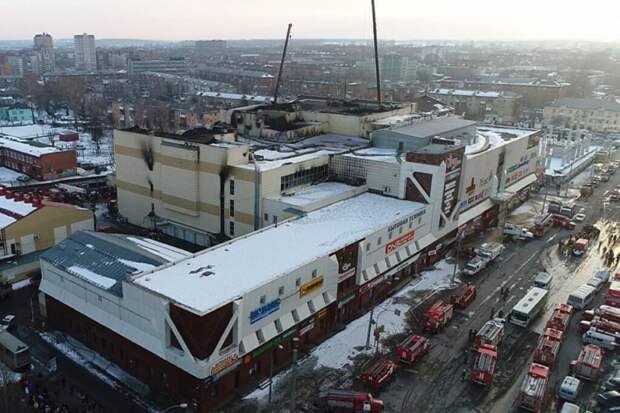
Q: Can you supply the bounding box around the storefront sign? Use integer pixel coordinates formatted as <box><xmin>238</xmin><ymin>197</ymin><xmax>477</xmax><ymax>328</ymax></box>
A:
<box><xmin>299</xmin><ymin>318</ymin><xmax>315</xmax><ymax>336</ymax></box>
<box><xmin>318</xmin><ymin>308</ymin><xmax>328</xmax><ymax>319</ymax></box>
<box><xmin>250</xmin><ymin>298</ymin><xmax>281</xmax><ymax>324</ymax></box>
<box><xmin>300</xmin><ymin>276</ymin><xmax>324</xmax><ymax>298</ymax></box>
<box><xmin>211</xmin><ymin>353</ymin><xmax>239</xmax><ymax>376</ymax></box>
<box><xmin>249</xmin><ymin>327</ymin><xmax>297</xmax><ymax>360</ymax></box>
<box><xmin>332</xmin><ymin>242</ymin><xmax>359</xmax><ymax>283</ymax></box>
<box><xmin>338</xmin><ymin>292</ymin><xmax>356</xmax><ymax>308</ymax></box>
<box><xmin>359</xmin><ymin>275</ymin><xmax>385</xmax><ymax>295</ymax></box>
<box><xmin>385</xmin><ymin>230</ymin><xmax>416</xmax><ymax>253</ymax></box>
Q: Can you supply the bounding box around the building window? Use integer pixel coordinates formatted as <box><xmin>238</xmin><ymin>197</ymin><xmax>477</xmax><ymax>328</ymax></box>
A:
<box><xmin>278</xmin><ymin>286</ymin><xmax>285</xmax><ymax>296</ymax></box>
<box><xmin>312</xmin><ymin>269</ymin><xmax>317</xmax><ymax>278</ymax></box>
<box><xmin>377</xmin><ymin>237</ymin><xmax>382</xmax><ymax>246</ymax></box>
<box><xmin>292</xmin><ymin>309</ymin><xmax>299</xmax><ymax>322</ymax></box>
<box><xmin>366</xmin><ymin>243</ymin><xmax>370</xmax><ymax>252</ymax></box>
<box><xmin>230</xmin><ymin>200</ymin><xmax>235</xmax><ymax>217</ymax></box>
<box><xmin>280</xmin><ymin>164</ymin><xmax>329</xmax><ymax>191</ymax></box>
<box><xmin>256</xmin><ymin>330</ymin><xmax>265</xmax><ymax>344</ymax></box>
<box><xmin>229</xmin><ymin>179</ymin><xmax>235</xmax><ymax>195</ymax></box>
<box><xmin>295</xmin><ymin>277</ymin><xmax>301</xmax><ymax>287</ymax></box>
<box><xmin>264</xmin><ymin>213</ymin><xmax>269</xmax><ymax>221</ymax></box>
<box><xmin>229</xmin><ymin>221</ymin><xmax>235</xmax><ymax>236</ymax></box>
<box><xmin>274</xmin><ymin>319</ymin><xmax>283</xmax><ymax>333</ymax></box>
<box><xmin>260</xmin><ymin>295</ymin><xmax>266</xmax><ymax>305</ymax></box>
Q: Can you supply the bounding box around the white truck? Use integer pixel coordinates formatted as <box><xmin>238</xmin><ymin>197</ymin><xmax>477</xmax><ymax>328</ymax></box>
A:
<box><xmin>463</xmin><ymin>242</ymin><xmax>505</xmax><ymax>276</ymax></box>
<box><xmin>504</xmin><ymin>223</ymin><xmax>534</xmax><ymax>240</ymax></box>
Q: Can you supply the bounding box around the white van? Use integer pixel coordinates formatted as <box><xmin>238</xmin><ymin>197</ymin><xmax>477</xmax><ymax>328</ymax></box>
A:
<box><xmin>534</xmin><ymin>272</ymin><xmax>553</xmax><ymax>289</ymax></box>
<box><xmin>558</xmin><ymin>376</ymin><xmax>581</xmax><ymax>402</ymax></box>
<box><xmin>567</xmin><ymin>284</ymin><xmax>596</xmax><ymax>310</ymax></box>
<box><xmin>587</xmin><ymin>276</ymin><xmax>605</xmax><ymax>293</ymax></box>
<box><xmin>583</xmin><ymin>329</ymin><xmax>617</xmax><ymax>350</ymax></box>
<box><xmin>560</xmin><ymin>402</ymin><xmax>580</xmax><ymax>413</ymax></box>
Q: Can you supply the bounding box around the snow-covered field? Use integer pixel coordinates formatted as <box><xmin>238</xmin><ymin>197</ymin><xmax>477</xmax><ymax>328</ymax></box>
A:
<box><xmin>244</xmin><ymin>259</ymin><xmax>458</xmax><ymax>401</ymax></box>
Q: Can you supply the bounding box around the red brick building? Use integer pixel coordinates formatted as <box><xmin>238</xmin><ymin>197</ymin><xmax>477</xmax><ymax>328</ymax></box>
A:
<box><xmin>0</xmin><ymin>137</ymin><xmax>76</xmax><ymax>180</ymax></box>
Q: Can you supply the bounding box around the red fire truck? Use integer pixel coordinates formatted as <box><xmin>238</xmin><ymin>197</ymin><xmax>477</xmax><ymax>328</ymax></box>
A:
<box><xmin>605</xmin><ymin>281</ymin><xmax>620</xmax><ymax>308</ymax></box>
<box><xmin>580</xmin><ymin>315</ymin><xmax>620</xmax><ymax>334</ymax></box>
<box><xmin>451</xmin><ymin>283</ymin><xmax>476</xmax><ymax>309</ymax></box>
<box><xmin>471</xmin><ymin>343</ymin><xmax>497</xmax><ymax>386</ymax></box>
<box><xmin>533</xmin><ymin>328</ymin><xmax>563</xmax><ymax>367</ymax></box>
<box><xmin>475</xmin><ymin>318</ymin><xmax>505</xmax><ymax>349</ymax></box>
<box><xmin>321</xmin><ymin>389</ymin><xmax>384</xmax><ymax>413</ymax></box>
<box><xmin>545</xmin><ymin>308</ymin><xmax>571</xmax><ymax>332</ymax></box>
<box><xmin>516</xmin><ymin>363</ymin><xmax>550</xmax><ymax>413</ymax></box>
<box><xmin>360</xmin><ymin>358</ymin><xmax>397</xmax><ymax>390</ymax></box>
<box><xmin>421</xmin><ymin>300</ymin><xmax>454</xmax><ymax>333</ymax></box>
<box><xmin>396</xmin><ymin>334</ymin><xmax>430</xmax><ymax>364</ymax></box>
<box><xmin>583</xmin><ymin>305</ymin><xmax>620</xmax><ymax>324</ymax></box>
<box><xmin>570</xmin><ymin>344</ymin><xmax>603</xmax><ymax>382</ymax></box>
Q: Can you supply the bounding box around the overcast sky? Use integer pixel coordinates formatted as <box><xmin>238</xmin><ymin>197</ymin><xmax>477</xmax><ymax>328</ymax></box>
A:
<box><xmin>2</xmin><ymin>0</ymin><xmax>620</xmax><ymax>42</ymax></box>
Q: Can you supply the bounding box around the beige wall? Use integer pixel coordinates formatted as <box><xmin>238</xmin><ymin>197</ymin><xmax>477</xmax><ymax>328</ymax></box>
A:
<box><xmin>3</xmin><ymin>205</ymin><xmax>93</xmax><ymax>256</ymax></box>
<box><xmin>544</xmin><ymin>106</ymin><xmax>620</xmax><ymax>133</ymax></box>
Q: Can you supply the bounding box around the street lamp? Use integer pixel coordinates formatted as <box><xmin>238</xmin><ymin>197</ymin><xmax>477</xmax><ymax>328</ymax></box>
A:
<box><xmin>268</xmin><ymin>344</ymin><xmax>285</xmax><ymax>405</ymax></box>
<box><xmin>161</xmin><ymin>403</ymin><xmax>188</xmax><ymax>412</ymax></box>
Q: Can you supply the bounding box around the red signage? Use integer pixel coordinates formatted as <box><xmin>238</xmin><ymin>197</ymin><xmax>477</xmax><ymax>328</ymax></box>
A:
<box><xmin>385</xmin><ymin>230</ymin><xmax>415</xmax><ymax>253</ymax></box>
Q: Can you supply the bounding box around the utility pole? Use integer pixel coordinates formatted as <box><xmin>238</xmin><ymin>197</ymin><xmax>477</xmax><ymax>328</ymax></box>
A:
<box><xmin>371</xmin><ymin>0</ymin><xmax>382</xmax><ymax>107</ymax></box>
<box><xmin>290</xmin><ymin>337</ymin><xmax>299</xmax><ymax>413</ymax></box>
<box><xmin>273</xmin><ymin>23</ymin><xmax>292</xmax><ymax>105</ymax></box>
<box><xmin>365</xmin><ymin>291</ymin><xmax>375</xmax><ymax>350</ymax></box>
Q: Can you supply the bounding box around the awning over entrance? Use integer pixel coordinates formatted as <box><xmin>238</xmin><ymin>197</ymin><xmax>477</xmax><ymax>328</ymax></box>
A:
<box><xmin>458</xmin><ymin>199</ymin><xmax>494</xmax><ymax>227</ymax></box>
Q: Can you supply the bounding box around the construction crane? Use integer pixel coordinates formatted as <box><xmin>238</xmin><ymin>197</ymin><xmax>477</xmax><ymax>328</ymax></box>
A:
<box><xmin>272</xmin><ymin>23</ymin><xmax>292</xmax><ymax>104</ymax></box>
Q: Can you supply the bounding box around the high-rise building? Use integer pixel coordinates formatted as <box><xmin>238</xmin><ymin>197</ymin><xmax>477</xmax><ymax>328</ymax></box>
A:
<box><xmin>33</xmin><ymin>33</ymin><xmax>55</xmax><ymax>73</ymax></box>
<box><xmin>73</xmin><ymin>33</ymin><xmax>97</xmax><ymax>72</ymax></box>
<box><xmin>382</xmin><ymin>53</ymin><xmax>405</xmax><ymax>82</ymax></box>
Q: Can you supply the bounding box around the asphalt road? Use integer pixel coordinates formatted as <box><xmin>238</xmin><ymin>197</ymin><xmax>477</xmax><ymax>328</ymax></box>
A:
<box><xmin>383</xmin><ymin>160</ymin><xmax>620</xmax><ymax>413</ymax></box>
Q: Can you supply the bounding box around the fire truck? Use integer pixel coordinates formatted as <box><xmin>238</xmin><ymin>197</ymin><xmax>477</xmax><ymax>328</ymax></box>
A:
<box><xmin>451</xmin><ymin>283</ymin><xmax>476</xmax><ymax>309</ymax></box>
<box><xmin>583</xmin><ymin>305</ymin><xmax>620</xmax><ymax>324</ymax></box>
<box><xmin>516</xmin><ymin>363</ymin><xmax>550</xmax><ymax>413</ymax></box>
<box><xmin>360</xmin><ymin>358</ymin><xmax>397</xmax><ymax>390</ymax></box>
<box><xmin>321</xmin><ymin>389</ymin><xmax>384</xmax><ymax>413</ymax></box>
<box><xmin>471</xmin><ymin>343</ymin><xmax>497</xmax><ymax>386</ymax></box>
<box><xmin>396</xmin><ymin>334</ymin><xmax>430</xmax><ymax>364</ymax></box>
<box><xmin>605</xmin><ymin>281</ymin><xmax>620</xmax><ymax>308</ymax></box>
<box><xmin>421</xmin><ymin>301</ymin><xmax>454</xmax><ymax>333</ymax></box>
<box><xmin>533</xmin><ymin>328</ymin><xmax>563</xmax><ymax>367</ymax></box>
<box><xmin>475</xmin><ymin>318</ymin><xmax>505</xmax><ymax>348</ymax></box>
<box><xmin>570</xmin><ymin>345</ymin><xmax>603</xmax><ymax>382</ymax></box>
<box><xmin>545</xmin><ymin>307</ymin><xmax>571</xmax><ymax>332</ymax></box>
<box><xmin>584</xmin><ymin>317</ymin><xmax>620</xmax><ymax>336</ymax></box>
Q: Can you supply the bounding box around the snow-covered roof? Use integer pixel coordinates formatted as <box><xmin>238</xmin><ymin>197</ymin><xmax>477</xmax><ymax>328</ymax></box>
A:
<box><xmin>41</xmin><ymin>231</ymin><xmax>191</xmax><ymax>295</ymax></box>
<box><xmin>344</xmin><ymin>147</ymin><xmax>400</xmax><ymax>163</ymax></box>
<box><xmin>273</xmin><ymin>182</ymin><xmax>363</xmax><ymax>208</ymax></box>
<box><xmin>431</xmin><ymin>88</ymin><xmax>504</xmax><ymax>98</ymax></box>
<box><xmin>133</xmin><ymin>193</ymin><xmax>426</xmax><ymax>314</ymax></box>
<box><xmin>0</xmin><ymin>124</ymin><xmax>59</xmax><ymax>140</ymax></box>
<box><xmin>238</xmin><ymin>149</ymin><xmax>336</xmax><ymax>171</ymax></box>
<box><xmin>196</xmin><ymin>91</ymin><xmax>272</xmax><ymax>103</ymax></box>
<box><xmin>0</xmin><ymin>136</ymin><xmax>61</xmax><ymax>157</ymax></box>
<box><xmin>0</xmin><ymin>194</ymin><xmax>37</xmax><ymax>217</ymax></box>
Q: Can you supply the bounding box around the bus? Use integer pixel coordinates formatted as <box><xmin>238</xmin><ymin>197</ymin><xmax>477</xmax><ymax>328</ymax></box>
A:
<box><xmin>0</xmin><ymin>330</ymin><xmax>30</xmax><ymax>371</ymax></box>
<box><xmin>510</xmin><ymin>287</ymin><xmax>549</xmax><ymax>327</ymax></box>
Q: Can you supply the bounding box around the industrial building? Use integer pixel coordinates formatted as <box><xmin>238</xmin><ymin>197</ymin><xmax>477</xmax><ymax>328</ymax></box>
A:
<box><xmin>0</xmin><ymin>189</ymin><xmax>93</xmax><ymax>284</ymax></box>
<box><xmin>0</xmin><ymin>136</ymin><xmax>76</xmax><ymax>180</ymax></box>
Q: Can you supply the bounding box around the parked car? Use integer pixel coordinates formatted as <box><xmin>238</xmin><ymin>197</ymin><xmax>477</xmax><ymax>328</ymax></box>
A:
<box><xmin>0</xmin><ymin>315</ymin><xmax>15</xmax><ymax>331</ymax></box>
<box><xmin>597</xmin><ymin>390</ymin><xmax>620</xmax><ymax>407</ymax></box>
<box><xmin>604</xmin><ymin>376</ymin><xmax>620</xmax><ymax>391</ymax></box>
<box><xmin>574</xmin><ymin>213</ymin><xmax>586</xmax><ymax>222</ymax></box>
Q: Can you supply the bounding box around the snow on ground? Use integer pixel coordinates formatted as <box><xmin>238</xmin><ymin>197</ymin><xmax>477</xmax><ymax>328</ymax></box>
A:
<box><xmin>40</xmin><ymin>331</ymin><xmax>157</xmax><ymax>411</ymax></box>
<box><xmin>244</xmin><ymin>259</ymin><xmax>458</xmax><ymax>401</ymax></box>
<box><xmin>11</xmin><ymin>278</ymin><xmax>31</xmax><ymax>290</ymax></box>
<box><xmin>0</xmin><ymin>167</ymin><xmax>27</xmax><ymax>186</ymax></box>
<box><xmin>510</xmin><ymin>203</ymin><xmax>538</xmax><ymax>216</ymax></box>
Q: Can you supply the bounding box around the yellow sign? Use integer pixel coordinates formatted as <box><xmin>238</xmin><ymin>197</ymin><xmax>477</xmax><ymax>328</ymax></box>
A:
<box><xmin>211</xmin><ymin>353</ymin><xmax>239</xmax><ymax>376</ymax></box>
<box><xmin>299</xmin><ymin>276</ymin><xmax>324</xmax><ymax>297</ymax></box>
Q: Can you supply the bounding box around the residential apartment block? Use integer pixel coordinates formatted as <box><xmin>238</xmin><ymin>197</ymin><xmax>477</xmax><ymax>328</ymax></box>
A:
<box><xmin>429</xmin><ymin>88</ymin><xmax>522</xmax><ymax>124</ymax></box>
<box><xmin>543</xmin><ymin>97</ymin><xmax>620</xmax><ymax>133</ymax></box>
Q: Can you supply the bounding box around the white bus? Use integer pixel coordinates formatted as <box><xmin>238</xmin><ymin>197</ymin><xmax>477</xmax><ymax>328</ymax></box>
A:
<box><xmin>510</xmin><ymin>287</ymin><xmax>549</xmax><ymax>327</ymax></box>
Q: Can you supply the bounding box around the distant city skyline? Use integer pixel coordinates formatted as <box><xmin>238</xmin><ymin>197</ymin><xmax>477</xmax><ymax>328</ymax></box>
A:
<box><xmin>2</xmin><ymin>0</ymin><xmax>620</xmax><ymax>42</ymax></box>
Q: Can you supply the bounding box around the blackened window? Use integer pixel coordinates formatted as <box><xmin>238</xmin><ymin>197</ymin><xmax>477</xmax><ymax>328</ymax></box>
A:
<box><xmin>280</xmin><ymin>164</ymin><xmax>328</xmax><ymax>191</ymax></box>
